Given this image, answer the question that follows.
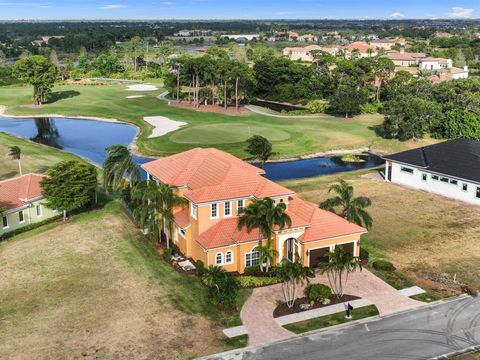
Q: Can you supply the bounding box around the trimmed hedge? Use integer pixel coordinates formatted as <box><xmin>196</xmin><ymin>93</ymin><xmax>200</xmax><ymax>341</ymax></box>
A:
<box><xmin>238</xmin><ymin>276</ymin><xmax>282</xmax><ymax>288</ymax></box>
<box><xmin>372</xmin><ymin>260</ymin><xmax>396</xmax><ymax>272</ymax></box>
<box><xmin>0</xmin><ymin>215</ymin><xmax>62</xmax><ymax>241</ymax></box>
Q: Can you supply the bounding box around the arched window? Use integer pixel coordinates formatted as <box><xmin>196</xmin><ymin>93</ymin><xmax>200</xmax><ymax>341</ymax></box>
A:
<box><xmin>245</xmin><ymin>246</ymin><xmax>260</xmax><ymax>267</ymax></box>
<box><xmin>225</xmin><ymin>250</ymin><xmax>233</xmax><ymax>264</ymax></box>
<box><xmin>215</xmin><ymin>252</ymin><xmax>223</xmax><ymax>265</ymax></box>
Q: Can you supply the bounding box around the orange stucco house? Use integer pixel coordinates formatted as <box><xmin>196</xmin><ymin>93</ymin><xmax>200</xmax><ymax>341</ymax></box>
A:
<box><xmin>142</xmin><ymin>148</ymin><xmax>367</xmax><ymax>273</ymax></box>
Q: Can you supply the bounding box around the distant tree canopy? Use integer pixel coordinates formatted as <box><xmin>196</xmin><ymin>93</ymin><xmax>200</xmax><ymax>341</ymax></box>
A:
<box><xmin>13</xmin><ymin>55</ymin><xmax>58</xmax><ymax>104</ymax></box>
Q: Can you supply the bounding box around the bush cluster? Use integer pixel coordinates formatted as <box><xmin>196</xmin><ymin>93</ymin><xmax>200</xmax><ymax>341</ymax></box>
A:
<box><xmin>238</xmin><ymin>276</ymin><xmax>282</xmax><ymax>288</ymax></box>
<box><xmin>305</xmin><ymin>283</ymin><xmax>332</xmax><ymax>302</ymax></box>
<box><xmin>372</xmin><ymin>260</ymin><xmax>396</xmax><ymax>272</ymax></box>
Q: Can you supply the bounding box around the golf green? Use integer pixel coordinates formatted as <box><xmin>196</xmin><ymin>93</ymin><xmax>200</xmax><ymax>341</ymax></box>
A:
<box><xmin>169</xmin><ymin>123</ymin><xmax>291</xmax><ymax>144</ymax></box>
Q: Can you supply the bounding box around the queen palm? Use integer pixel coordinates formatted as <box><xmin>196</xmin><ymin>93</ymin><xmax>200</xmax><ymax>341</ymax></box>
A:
<box><xmin>319</xmin><ymin>179</ymin><xmax>373</xmax><ymax>230</ymax></box>
<box><xmin>237</xmin><ymin>197</ymin><xmax>292</xmax><ymax>272</ymax></box>
<box><xmin>8</xmin><ymin>146</ymin><xmax>22</xmax><ymax>176</ymax></box>
<box><xmin>132</xmin><ymin>180</ymin><xmax>187</xmax><ymax>248</ymax></box>
<box><xmin>103</xmin><ymin>144</ymin><xmax>140</xmax><ymax>193</ymax></box>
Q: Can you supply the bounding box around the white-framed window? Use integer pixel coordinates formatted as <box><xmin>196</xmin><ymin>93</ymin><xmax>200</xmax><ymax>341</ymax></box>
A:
<box><xmin>237</xmin><ymin>199</ymin><xmax>244</xmax><ymax>214</ymax></box>
<box><xmin>224</xmin><ymin>201</ymin><xmax>231</xmax><ymax>217</ymax></box>
<box><xmin>462</xmin><ymin>183</ymin><xmax>468</xmax><ymax>192</ymax></box>
<box><xmin>449</xmin><ymin>179</ymin><xmax>458</xmax><ymax>186</ymax></box>
<box><xmin>211</xmin><ymin>203</ymin><xmax>218</xmax><ymax>219</ymax></box>
<box><xmin>18</xmin><ymin>210</ymin><xmax>24</xmax><ymax>224</ymax></box>
<box><xmin>476</xmin><ymin>187</ymin><xmax>480</xmax><ymax>199</ymax></box>
<box><xmin>245</xmin><ymin>249</ymin><xmax>260</xmax><ymax>267</ymax></box>
<box><xmin>179</xmin><ymin>228</ymin><xmax>186</xmax><ymax>238</ymax></box>
<box><xmin>36</xmin><ymin>204</ymin><xmax>43</xmax><ymax>217</ymax></box>
<box><xmin>215</xmin><ymin>252</ymin><xmax>223</xmax><ymax>265</ymax></box>
<box><xmin>225</xmin><ymin>250</ymin><xmax>233</xmax><ymax>264</ymax></box>
<box><xmin>422</xmin><ymin>173</ymin><xmax>427</xmax><ymax>181</ymax></box>
<box><xmin>2</xmin><ymin>215</ymin><xmax>8</xmax><ymax>229</ymax></box>
<box><xmin>400</xmin><ymin>166</ymin><xmax>414</xmax><ymax>174</ymax></box>
<box><xmin>431</xmin><ymin>175</ymin><xmax>439</xmax><ymax>181</ymax></box>
<box><xmin>190</xmin><ymin>203</ymin><xmax>197</xmax><ymax>219</ymax></box>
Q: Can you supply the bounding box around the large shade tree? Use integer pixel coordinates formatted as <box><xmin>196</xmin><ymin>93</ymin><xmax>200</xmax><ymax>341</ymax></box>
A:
<box><xmin>245</xmin><ymin>135</ymin><xmax>273</xmax><ymax>168</ymax></box>
<box><xmin>13</xmin><ymin>55</ymin><xmax>58</xmax><ymax>105</ymax></box>
<box><xmin>237</xmin><ymin>197</ymin><xmax>291</xmax><ymax>272</ymax></box>
<box><xmin>320</xmin><ymin>179</ymin><xmax>373</xmax><ymax>230</ymax></box>
<box><xmin>40</xmin><ymin>160</ymin><xmax>97</xmax><ymax>220</ymax></box>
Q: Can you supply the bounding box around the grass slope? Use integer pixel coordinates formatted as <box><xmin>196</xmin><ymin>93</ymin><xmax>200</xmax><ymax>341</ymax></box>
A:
<box><xmin>0</xmin><ymin>201</ymin><xmax>249</xmax><ymax>359</ymax></box>
<box><xmin>283</xmin><ymin>170</ymin><xmax>480</xmax><ymax>296</ymax></box>
<box><xmin>0</xmin><ymin>83</ymin><xmax>436</xmax><ymax>158</ymax></box>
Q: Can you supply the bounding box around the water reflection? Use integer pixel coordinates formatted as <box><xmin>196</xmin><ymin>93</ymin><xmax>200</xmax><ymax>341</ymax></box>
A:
<box><xmin>30</xmin><ymin>117</ymin><xmax>61</xmax><ymax>148</ymax></box>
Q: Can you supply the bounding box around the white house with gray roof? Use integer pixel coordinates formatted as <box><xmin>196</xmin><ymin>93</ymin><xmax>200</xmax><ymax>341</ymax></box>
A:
<box><xmin>383</xmin><ymin>138</ymin><xmax>480</xmax><ymax>205</ymax></box>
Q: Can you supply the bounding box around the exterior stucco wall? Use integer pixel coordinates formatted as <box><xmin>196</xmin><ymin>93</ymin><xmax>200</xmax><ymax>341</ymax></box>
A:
<box><xmin>388</xmin><ymin>161</ymin><xmax>480</xmax><ymax>205</ymax></box>
<box><xmin>0</xmin><ymin>200</ymin><xmax>57</xmax><ymax>236</ymax></box>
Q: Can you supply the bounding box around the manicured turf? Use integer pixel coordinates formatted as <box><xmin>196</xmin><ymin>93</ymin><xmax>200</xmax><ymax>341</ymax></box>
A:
<box><xmin>221</xmin><ymin>335</ymin><xmax>249</xmax><ymax>351</ymax></box>
<box><xmin>0</xmin><ymin>83</ymin><xmax>435</xmax><ymax>158</ymax></box>
<box><xmin>0</xmin><ymin>132</ymin><xmax>90</xmax><ymax>180</ymax></box>
<box><xmin>282</xmin><ymin>169</ymin><xmax>480</xmax><ymax>297</ymax></box>
<box><xmin>0</xmin><ymin>200</ymin><xmax>250</xmax><ymax>359</ymax></box>
<box><xmin>283</xmin><ymin>305</ymin><xmax>379</xmax><ymax>334</ymax></box>
<box><xmin>410</xmin><ymin>293</ymin><xmax>441</xmax><ymax>303</ymax></box>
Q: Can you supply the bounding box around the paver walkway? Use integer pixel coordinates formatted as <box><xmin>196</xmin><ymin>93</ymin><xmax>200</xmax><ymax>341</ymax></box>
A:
<box><xmin>240</xmin><ymin>269</ymin><xmax>422</xmax><ymax>346</ymax></box>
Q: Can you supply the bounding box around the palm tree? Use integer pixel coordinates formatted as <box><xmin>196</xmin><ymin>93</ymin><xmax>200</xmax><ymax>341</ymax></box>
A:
<box><xmin>320</xmin><ymin>179</ymin><xmax>373</xmax><ymax>229</ymax></box>
<box><xmin>8</xmin><ymin>146</ymin><xmax>22</xmax><ymax>176</ymax></box>
<box><xmin>103</xmin><ymin>145</ymin><xmax>140</xmax><ymax>194</ymax></box>
<box><xmin>132</xmin><ymin>180</ymin><xmax>187</xmax><ymax>248</ymax></box>
<box><xmin>320</xmin><ymin>245</ymin><xmax>362</xmax><ymax>299</ymax></box>
<box><xmin>276</xmin><ymin>258</ymin><xmax>314</xmax><ymax>308</ymax></box>
<box><xmin>237</xmin><ymin>197</ymin><xmax>292</xmax><ymax>272</ymax></box>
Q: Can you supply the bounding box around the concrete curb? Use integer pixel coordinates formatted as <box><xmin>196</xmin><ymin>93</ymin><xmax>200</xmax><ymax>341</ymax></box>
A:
<box><xmin>430</xmin><ymin>345</ymin><xmax>480</xmax><ymax>359</ymax></box>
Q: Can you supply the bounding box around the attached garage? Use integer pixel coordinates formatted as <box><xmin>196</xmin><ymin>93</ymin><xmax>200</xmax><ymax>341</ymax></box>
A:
<box><xmin>308</xmin><ymin>247</ymin><xmax>330</xmax><ymax>268</ymax></box>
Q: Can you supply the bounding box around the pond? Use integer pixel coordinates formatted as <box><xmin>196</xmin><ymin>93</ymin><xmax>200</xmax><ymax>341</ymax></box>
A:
<box><xmin>0</xmin><ymin>116</ymin><xmax>383</xmax><ymax>181</ymax></box>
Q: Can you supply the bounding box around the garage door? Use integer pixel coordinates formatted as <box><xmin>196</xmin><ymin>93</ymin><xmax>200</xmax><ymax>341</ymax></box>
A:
<box><xmin>309</xmin><ymin>247</ymin><xmax>330</xmax><ymax>268</ymax></box>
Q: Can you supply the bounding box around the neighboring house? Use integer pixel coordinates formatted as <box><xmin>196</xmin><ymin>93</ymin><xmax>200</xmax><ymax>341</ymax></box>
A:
<box><xmin>222</xmin><ymin>34</ymin><xmax>260</xmax><ymax>41</ymax></box>
<box><xmin>283</xmin><ymin>45</ymin><xmax>341</xmax><ymax>62</ymax></box>
<box><xmin>0</xmin><ymin>174</ymin><xmax>57</xmax><ymax>237</ymax></box>
<box><xmin>142</xmin><ymin>148</ymin><xmax>366</xmax><ymax>273</ymax></box>
<box><xmin>387</xmin><ymin>50</ymin><xmax>426</xmax><ymax>67</ymax></box>
<box><xmin>346</xmin><ymin>41</ymin><xmax>377</xmax><ymax>57</ymax></box>
<box><xmin>427</xmin><ymin>66</ymin><xmax>469</xmax><ymax>83</ymax></box>
<box><xmin>419</xmin><ymin>57</ymin><xmax>453</xmax><ymax>70</ymax></box>
<box><xmin>383</xmin><ymin>138</ymin><xmax>480</xmax><ymax>205</ymax></box>
<box><xmin>298</xmin><ymin>34</ymin><xmax>318</xmax><ymax>42</ymax></box>
<box><xmin>370</xmin><ymin>37</ymin><xmax>406</xmax><ymax>50</ymax></box>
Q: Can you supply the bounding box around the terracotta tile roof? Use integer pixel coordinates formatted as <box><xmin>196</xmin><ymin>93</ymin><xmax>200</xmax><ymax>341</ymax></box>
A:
<box><xmin>195</xmin><ymin>196</ymin><xmax>366</xmax><ymax>249</ymax></box>
<box><xmin>142</xmin><ymin>148</ymin><xmax>293</xmax><ymax>203</ymax></box>
<box><xmin>173</xmin><ymin>207</ymin><xmax>190</xmax><ymax>228</ymax></box>
<box><xmin>346</xmin><ymin>41</ymin><xmax>377</xmax><ymax>53</ymax></box>
<box><xmin>287</xmin><ymin>196</ymin><xmax>367</xmax><ymax>243</ymax></box>
<box><xmin>0</xmin><ymin>174</ymin><xmax>45</xmax><ymax>211</ymax></box>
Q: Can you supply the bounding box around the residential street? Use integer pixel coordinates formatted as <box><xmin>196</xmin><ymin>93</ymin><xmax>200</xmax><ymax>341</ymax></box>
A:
<box><xmin>206</xmin><ymin>295</ymin><xmax>480</xmax><ymax>360</ymax></box>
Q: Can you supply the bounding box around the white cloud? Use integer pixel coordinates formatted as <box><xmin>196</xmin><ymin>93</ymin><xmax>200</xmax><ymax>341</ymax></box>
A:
<box><xmin>162</xmin><ymin>1</ymin><xmax>173</xmax><ymax>5</ymax></box>
<box><xmin>100</xmin><ymin>4</ymin><xmax>127</xmax><ymax>9</ymax></box>
<box><xmin>449</xmin><ymin>7</ymin><xmax>475</xmax><ymax>18</ymax></box>
<box><xmin>390</xmin><ymin>12</ymin><xmax>404</xmax><ymax>18</ymax></box>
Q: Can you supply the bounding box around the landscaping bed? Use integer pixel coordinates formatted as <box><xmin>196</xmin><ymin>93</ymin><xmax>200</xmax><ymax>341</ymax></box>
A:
<box><xmin>273</xmin><ymin>294</ymin><xmax>360</xmax><ymax>318</ymax></box>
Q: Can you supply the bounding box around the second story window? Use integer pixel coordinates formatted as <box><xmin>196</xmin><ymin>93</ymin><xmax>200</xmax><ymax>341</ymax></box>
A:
<box><xmin>211</xmin><ymin>203</ymin><xmax>218</xmax><ymax>219</ymax></box>
<box><xmin>238</xmin><ymin>199</ymin><xmax>244</xmax><ymax>214</ymax></box>
<box><xmin>224</xmin><ymin>201</ymin><xmax>231</xmax><ymax>216</ymax></box>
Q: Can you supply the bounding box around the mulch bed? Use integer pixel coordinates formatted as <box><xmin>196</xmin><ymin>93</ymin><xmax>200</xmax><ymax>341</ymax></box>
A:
<box><xmin>171</xmin><ymin>103</ymin><xmax>251</xmax><ymax>115</ymax></box>
<box><xmin>273</xmin><ymin>294</ymin><xmax>360</xmax><ymax>318</ymax></box>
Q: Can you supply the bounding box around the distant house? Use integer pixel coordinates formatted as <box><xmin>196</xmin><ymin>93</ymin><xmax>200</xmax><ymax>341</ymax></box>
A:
<box><xmin>222</xmin><ymin>34</ymin><xmax>260</xmax><ymax>41</ymax></box>
<box><xmin>370</xmin><ymin>38</ymin><xmax>406</xmax><ymax>50</ymax></box>
<box><xmin>383</xmin><ymin>138</ymin><xmax>480</xmax><ymax>205</ymax></box>
<box><xmin>297</xmin><ymin>34</ymin><xmax>318</xmax><ymax>42</ymax></box>
<box><xmin>434</xmin><ymin>32</ymin><xmax>453</xmax><ymax>38</ymax></box>
<box><xmin>419</xmin><ymin>57</ymin><xmax>453</xmax><ymax>71</ymax></box>
<box><xmin>387</xmin><ymin>50</ymin><xmax>426</xmax><ymax>67</ymax></box>
<box><xmin>31</xmin><ymin>35</ymin><xmax>64</xmax><ymax>46</ymax></box>
<box><xmin>0</xmin><ymin>174</ymin><xmax>58</xmax><ymax>237</ymax></box>
<box><xmin>282</xmin><ymin>45</ymin><xmax>339</xmax><ymax>61</ymax></box>
<box><xmin>346</xmin><ymin>41</ymin><xmax>377</xmax><ymax>57</ymax></box>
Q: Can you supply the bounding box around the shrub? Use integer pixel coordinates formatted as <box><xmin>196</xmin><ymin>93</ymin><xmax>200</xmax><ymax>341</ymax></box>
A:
<box><xmin>202</xmin><ymin>266</ymin><xmax>239</xmax><ymax>308</ymax></box>
<box><xmin>305</xmin><ymin>284</ymin><xmax>332</xmax><ymax>302</ymax></box>
<box><xmin>360</xmin><ymin>102</ymin><xmax>382</xmax><ymax>114</ymax></box>
<box><xmin>0</xmin><ymin>214</ymin><xmax>62</xmax><ymax>241</ymax></box>
<box><xmin>359</xmin><ymin>248</ymin><xmax>369</xmax><ymax>260</ymax></box>
<box><xmin>196</xmin><ymin>260</ymin><xmax>205</xmax><ymax>277</ymax></box>
<box><xmin>307</xmin><ymin>99</ymin><xmax>328</xmax><ymax>113</ymax></box>
<box><xmin>163</xmin><ymin>247</ymin><xmax>173</xmax><ymax>262</ymax></box>
<box><xmin>372</xmin><ymin>260</ymin><xmax>396</xmax><ymax>272</ymax></box>
<box><xmin>243</xmin><ymin>265</ymin><xmax>261</xmax><ymax>276</ymax></box>
<box><xmin>238</xmin><ymin>276</ymin><xmax>282</xmax><ymax>288</ymax></box>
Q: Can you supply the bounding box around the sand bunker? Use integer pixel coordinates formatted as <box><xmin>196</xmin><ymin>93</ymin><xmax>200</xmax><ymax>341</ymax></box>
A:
<box><xmin>126</xmin><ymin>95</ymin><xmax>146</xmax><ymax>99</ymax></box>
<box><xmin>126</xmin><ymin>84</ymin><xmax>159</xmax><ymax>92</ymax></box>
<box><xmin>144</xmin><ymin>116</ymin><xmax>187</xmax><ymax>138</ymax></box>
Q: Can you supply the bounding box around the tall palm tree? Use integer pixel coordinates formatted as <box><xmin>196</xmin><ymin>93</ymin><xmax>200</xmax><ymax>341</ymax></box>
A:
<box><xmin>237</xmin><ymin>197</ymin><xmax>292</xmax><ymax>272</ymax></box>
<box><xmin>320</xmin><ymin>245</ymin><xmax>362</xmax><ymax>299</ymax></box>
<box><xmin>8</xmin><ymin>146</ymin><xmax>22</xmax><ymax>176</ymax></box>
<box><xmin>319</xmin><ymin>179</ymin><xmax>373</xmax><ymax>229</ymax></box>
<box><xmin>132</xmin><ymin>180</ymin><xmax>187</xmax><ymax>248</ymax></box>
<box><xmin>103</xmin><ymin>144</ymin><xmax>140</xmax><ymax>193</ymax></box>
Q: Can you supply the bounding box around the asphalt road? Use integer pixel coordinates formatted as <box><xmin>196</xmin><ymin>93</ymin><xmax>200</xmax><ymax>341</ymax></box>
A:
<box><xmin>205</xmin><ymin>295</ymin><xmax>480</xmax><ymax>360</ymax></box>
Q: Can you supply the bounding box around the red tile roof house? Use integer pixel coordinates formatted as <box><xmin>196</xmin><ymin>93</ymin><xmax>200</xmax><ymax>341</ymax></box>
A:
<box><xmin>142</xmin><ymin>148</ymin><xmax>367</xmax><ymax>273</ymax></box>
<box><xmin>0</xmin><ymin>174</ymin><xmax>58</xmax><ymax>237</ymax></box>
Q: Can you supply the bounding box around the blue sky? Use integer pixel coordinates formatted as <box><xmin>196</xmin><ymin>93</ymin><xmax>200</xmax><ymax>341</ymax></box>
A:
<box><xmin>0</xmin><ymin>0</ymin><xmax>478</xmax><ymax>20</ymax></box>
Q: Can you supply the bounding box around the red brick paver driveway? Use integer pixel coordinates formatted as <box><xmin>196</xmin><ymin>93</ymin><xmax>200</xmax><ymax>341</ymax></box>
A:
<box><xmin>241</xmin><ymin>269</ymin><xmax>422</xmax><ymax>346</ymax></box>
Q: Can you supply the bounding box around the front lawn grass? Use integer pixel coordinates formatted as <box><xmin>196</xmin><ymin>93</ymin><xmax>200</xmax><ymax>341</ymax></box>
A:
<box><xmin>220</xmin><ymin>335</ymin><xmax>249</xmax><ymax>351</ymax></box>
<box><xmin>0</xmin><ymin>200</ymin><xmax>248</xmax><ymax>359</ymax></box>
<box><xmin>282</xmin><ymin>170</ymin><xmax>480</xmax><ymax>297</ymax></box>
<box><xmin>283</xmin><ymin>305</ymin><xmax>379</xmax><ymax>334</ymax></box>
<box><xmin>0</xmin><ymin>83</ymin><xmax>437</xmax><ymax>158</ymax></box>
<box><xmin>410</xmin><ymin>293</ymin><xmax>441</xmax><ymax>303</ymax></box>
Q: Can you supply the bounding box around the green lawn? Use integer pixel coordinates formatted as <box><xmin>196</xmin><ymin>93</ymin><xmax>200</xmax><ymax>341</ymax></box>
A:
<box><xmin>0</xmin><ymin>83</ymin><xmax>436</xmax><ymax>159</ymax></box>
<box><xmin>0</xmin><ymin>132</ymin><xmax>91</xmax><ymax>180</ymax></box>
<box><xmin>283</xmin><ymin>305</ymin><xmax>379</xmax><ymax>334</ymax></box>
<box><xmin>0</xmin><ymin>200</ymin><xmax>249</xmax><ymax>359</ymax></box>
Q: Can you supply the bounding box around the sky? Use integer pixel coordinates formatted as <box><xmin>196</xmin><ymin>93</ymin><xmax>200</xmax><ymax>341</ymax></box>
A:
<box><xmin>0</xmin><ymin>0</ymin><xmax>478</xmax><ymax>20</ymax></box>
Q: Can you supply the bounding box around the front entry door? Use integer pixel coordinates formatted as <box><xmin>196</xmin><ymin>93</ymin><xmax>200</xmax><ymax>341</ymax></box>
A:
<box><xmin>286</xmin><ymin>238</ymin><xmax>295</xmax><ymax>262</ymax></box>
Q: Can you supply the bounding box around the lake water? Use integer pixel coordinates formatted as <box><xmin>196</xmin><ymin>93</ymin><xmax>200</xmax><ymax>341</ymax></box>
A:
<box><xmin>0</xmin><ymin>116</ymin><xmax>383</xmax><ymax>181</ymax></box>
